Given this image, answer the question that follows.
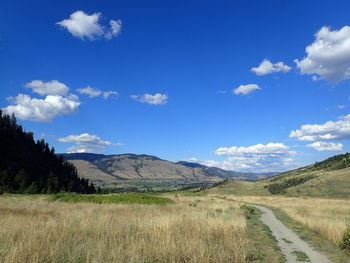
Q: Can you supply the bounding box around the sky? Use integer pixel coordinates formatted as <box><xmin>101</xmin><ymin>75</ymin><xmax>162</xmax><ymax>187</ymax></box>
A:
<box><xmin>1</xmin><ymin>0</ymin><xmax>350</xmax><ymax>173</ymax></box>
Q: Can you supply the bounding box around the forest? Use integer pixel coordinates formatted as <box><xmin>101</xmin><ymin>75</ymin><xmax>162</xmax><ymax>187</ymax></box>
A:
<box><xmin>0</xmin><ymin>110</ymin><xmax>95</xmax><ymax>194</ymax></box>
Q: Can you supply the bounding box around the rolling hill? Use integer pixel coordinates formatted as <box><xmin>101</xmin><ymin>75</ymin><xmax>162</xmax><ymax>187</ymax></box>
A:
<box><xmin>62</xmin><ymin>153</ymin><xmax>274</xmax><ymax>187</ymax></box>
<box><xmin>206</xmin><ymin>152</ymin><xmax>350</xmax><ymax>198</ymax></box>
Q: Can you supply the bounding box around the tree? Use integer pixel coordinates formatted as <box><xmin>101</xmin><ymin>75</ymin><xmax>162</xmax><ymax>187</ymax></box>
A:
<box><xmin>25</xmin><ymin>182</ymin><xmax>40</xmax><ymax>194</ymax></box>
<box><xmin>46</xmin><ymin>172</ymin><xmax>60</xmax><ymax>194</ymax></box>
<box><xmin>14</xmin><ymin>169</ymin><xmax>28</xmax><ymax>191</ymax></box>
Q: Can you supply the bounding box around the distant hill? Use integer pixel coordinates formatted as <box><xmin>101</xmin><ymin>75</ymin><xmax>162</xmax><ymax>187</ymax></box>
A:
<box><xmin>0</xmin><ymin>111</ymin><xmax>95</xmax><ymax>194</ymax></box>
<box><xmin>62</xmin><ymin>153</ymin><xmax>274</xmax><ymax>186</ymax></box>
<box><xmin>206</xmin><ymin>152</ymin><xmax>350</xmax><ymax>198</ymax></box>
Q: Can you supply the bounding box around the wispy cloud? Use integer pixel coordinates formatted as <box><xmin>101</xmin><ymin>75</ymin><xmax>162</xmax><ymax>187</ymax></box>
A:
<box><xmin>131</xmin><ymin>93</ymin><xmax>168</xmax><ymax>105</ymax></box>
<box><xmin>77</xmin><ymin>86</ymin><xmax>118</xmax><ymax>99</ymax></box>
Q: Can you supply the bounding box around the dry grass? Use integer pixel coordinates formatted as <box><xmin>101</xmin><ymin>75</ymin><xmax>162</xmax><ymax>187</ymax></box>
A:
<box><xmin>0</xmin><ymin>195</ymin><xmax>250</xmax><ymax>263</ymax></box>
<box><xmin>227</xmin><ymin>195</ymin><xmax>350</xmax><ymax>244</ymax></box>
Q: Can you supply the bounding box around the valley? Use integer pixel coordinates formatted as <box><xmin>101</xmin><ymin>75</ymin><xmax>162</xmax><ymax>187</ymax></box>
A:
<box><xmin>63</xmin><ymin>153</ymin><xmax>274</xmax><ymax>191</ymax></box>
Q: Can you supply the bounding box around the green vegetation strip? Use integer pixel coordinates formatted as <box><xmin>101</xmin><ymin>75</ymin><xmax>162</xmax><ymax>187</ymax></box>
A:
<box><xmin>241</xmin><ymin>205</ymin><xmax>286</xmax><ymax>263</ymax></box>
<box><xmin>49</xmin><ymin>193</ymin><xmax>174</xmax><ymax>205</ymax></box>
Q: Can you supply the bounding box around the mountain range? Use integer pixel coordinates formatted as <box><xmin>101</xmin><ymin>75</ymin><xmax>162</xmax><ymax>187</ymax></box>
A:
<box><xmin>62</xmin><ymin>153</ymin><xmax>276</xmax><ymax>187</ymax></box>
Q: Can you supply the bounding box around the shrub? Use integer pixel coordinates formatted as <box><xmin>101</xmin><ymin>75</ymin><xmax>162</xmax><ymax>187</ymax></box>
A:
<box><xmin>339</xmin><ymin>227</ymin><xmax>350</xmax><ymax>253</ymax></box>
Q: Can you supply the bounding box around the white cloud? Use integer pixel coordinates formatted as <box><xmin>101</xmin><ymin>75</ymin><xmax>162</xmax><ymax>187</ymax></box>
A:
<box><xmin>58</xmin><ymin>133</ymin><xmax>122</xmax><ymax>153</ymax></box>
<box><xmin>25</xmin><ymin>80</ymin><xmax>69</xmax><ymax>96</ymax></box>
<box><xmin>295</xmin><ymin>26</ymin><xmax>350</xmax><ymax>83</ymax></box>
<box><xmin>206</xmin><ymin>143</ymin><xmax>297</xmax><ymax>172</ymax></box>
<box><xmin>306</xmin><ymin>141</ymin><xmax>343</xmax><ymax>151</ymax></box>
<box><xmin>251</xmin><ymin>59</ymin><xmax>291</xmax><ymax>75</ymax></box>
<box><xmin>103</xmin><ymin>91</ymin><xmax>118</xmax><ymax>99</ymax></box>
<box><xmin>337</xmin><ymin>105</ymin><xmax>347</xmax><ymax>109</ymax></box>
<box><xmin>131</xmin><ymin>93</ymin><xmax>168</xmax><ymax>105</ymax></box>
<box><xmin>77</xmin><ymin>86</ymin><xmax>101</xmax><ymax>98</ymax></box>
<box><xmin>290</xmin><ymin>114</ymin><xmax>350</xmax><ymax>141</ymax></box>
<box><xmin>2</xmin><ymin>94</ymin><xmax>80</xmax><ymax>122</ymax></box>
<box><xmin>57</xmin><ymin>10</ymin><xmax>121</xmax><ymax>40</ymax></box>
<box><xmin>105</xmin><ymin>20</ymin><xmax>122</xmax><ymax>39</ymax></box>
<box><xmin>77</xmin><ymin>86</ymin><xmax>118</xmax><ymax>99</ymax></box>
<box><xmin>233</xmin><ymin>84</ymin><xmax>260</xmax><ymax>95</ymax></box>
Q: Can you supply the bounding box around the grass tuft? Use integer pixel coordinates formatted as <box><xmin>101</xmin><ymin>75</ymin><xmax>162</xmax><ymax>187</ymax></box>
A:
<box><xmin>292</xmin><ymin>250</ymin><xmax>310</xmax><ymax>262</ymax></box>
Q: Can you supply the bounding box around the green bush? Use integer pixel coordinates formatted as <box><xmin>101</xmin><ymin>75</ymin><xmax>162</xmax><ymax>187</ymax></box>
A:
<box><xmin>339</xmin><ymin>228</ymin><xmax>350</xmax><ymax>253</ymax></box>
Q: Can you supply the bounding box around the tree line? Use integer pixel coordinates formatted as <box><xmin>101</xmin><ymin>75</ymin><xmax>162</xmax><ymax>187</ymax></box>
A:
<box><xmin>0</xmin><ymin>110</ymin><xmax>95</xmax><ymax>194</ymax></box>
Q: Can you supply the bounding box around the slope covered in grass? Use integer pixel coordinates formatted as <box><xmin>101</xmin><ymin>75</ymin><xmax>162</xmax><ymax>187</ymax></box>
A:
<box><xmin>206</xmin><ymin>153</ymin><xmax>350</xmax><ymax>198</ymax></box>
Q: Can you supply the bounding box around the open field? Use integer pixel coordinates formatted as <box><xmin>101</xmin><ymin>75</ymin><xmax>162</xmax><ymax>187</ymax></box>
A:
<box><xmin>0</xmin><ymin>193</ymin><xmax>284</xmax><ymax>263</ymax></box>
<box><xmin>3</xmin><ymin>192</ymin><xmax>349</xmax><ymax>262</ymax></box>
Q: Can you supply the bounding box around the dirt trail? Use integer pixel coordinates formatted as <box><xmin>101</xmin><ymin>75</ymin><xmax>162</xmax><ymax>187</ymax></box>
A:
<box><xmin>253</xmin><ymin>205</ymin><xmax>332</xmax><ymax>263</ymax></box>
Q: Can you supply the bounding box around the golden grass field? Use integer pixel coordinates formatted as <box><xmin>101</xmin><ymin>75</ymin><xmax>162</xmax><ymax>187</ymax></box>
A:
<box><xmin>2</xmin><ymin>193</ymin><xmax>350</xmax><ymax>263</ymax></box>
<box><xmin>228</xmin><ymin>195</ymin><xmax>350</xmax><ymax>245</ymax></box>
<box><xmin>0</xmin><ymin>194</ymin><xmax>252</xmax><ymax>263</ymax></box>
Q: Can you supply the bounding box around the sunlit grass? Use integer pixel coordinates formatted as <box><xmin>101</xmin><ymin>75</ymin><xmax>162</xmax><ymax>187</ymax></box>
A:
<box><xmin>0</xmin><ymin>194</ymin><xmax>251</xmax><ymax>263</ymax></box>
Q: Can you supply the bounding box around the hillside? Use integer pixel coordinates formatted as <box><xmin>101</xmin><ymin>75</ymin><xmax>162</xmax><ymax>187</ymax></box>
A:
<box><xmin>0</xmin><ymin>111</ymin><xmax>95</xmax><ymax>194</ymax></box>
<box><xmin>62</xmin><ymin>153</ymin><xmax>273</xmax><ymax>187</ymax></box>
<box><xmin>206</xmin><ymin>152</ymin><xmax>350</xmax><ymax>198</ymax></box>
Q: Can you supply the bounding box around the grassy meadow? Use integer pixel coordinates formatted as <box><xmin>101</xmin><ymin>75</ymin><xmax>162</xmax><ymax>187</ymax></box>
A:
<box><xmin>0</xmin><ymin>193</ymin><xmax>284</xmax><ymax>263</ymax></box>
<box><xmin>2</xmin><ymin>192</ymin><xmax>350</xmax><ymax>262</ymax></box>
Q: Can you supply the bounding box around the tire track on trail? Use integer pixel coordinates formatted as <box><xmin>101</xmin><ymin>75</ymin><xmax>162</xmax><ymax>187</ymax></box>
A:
<box><xmin>253</xmin><ymin>205</ymin><xmax>332</xmax><ymax>263</ymax></box>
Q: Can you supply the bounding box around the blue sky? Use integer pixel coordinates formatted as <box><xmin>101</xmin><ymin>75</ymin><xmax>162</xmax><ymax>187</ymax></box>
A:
<box><xmin>2</xmin><ymin>0</ymin><xmax>350</xmax><ymax>172</ymax></box>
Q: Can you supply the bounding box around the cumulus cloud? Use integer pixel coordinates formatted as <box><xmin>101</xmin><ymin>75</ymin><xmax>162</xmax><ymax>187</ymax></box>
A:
<box><xmin>131</xmin><ymin>93</ymin><xmax>168</xmax><ymax>105</ymax></box>
<box><xmin>295</xmin><ymin>26</ymin><xmax>350</xmax><ymax>83</ymax></box>
<box><xmin>77</xmin><ymin>86</ymin><xmax>118</xmax><ymax>99</ymax></box>
<box><xmin>57</xmin><ymin>10</ymin><xmax>121</xmax><ymax>40</ymax></box>
<box><xmin>25</xmin><ymin>80</ymin><xmax>69</xmax><ymax>96</ymax></box>
<box><xmin>203</xmin><ymin>143</ymin><xmax>297</xmax><ymax>172</ymax></box>
<box><xmin>289</xmin><ymin>114</ymin><xmax>350</xmax><ymax>141</ymax></box>
<box><xmin>233</xmin><ymin>84</ymin><xmax>260</xmax><ymax>95</ymax></box>
<box><xmin>58</xmin><ymin>133</ymin><xmax>122</xmax><ymax>153</ymax></box>
<box><xmin>251</xmin><ymin>59</ymin><xmax>291</xmax><ymax>75</ymax></box>
<box><xmin>2</xmin><ymin>94</ymin><xmax>80</xmax><ymax>122</ymax></box>
<box><xmin>306</xmin><ymin>141</ymin><xmax>343</xmax><ymax>151</ymax></box>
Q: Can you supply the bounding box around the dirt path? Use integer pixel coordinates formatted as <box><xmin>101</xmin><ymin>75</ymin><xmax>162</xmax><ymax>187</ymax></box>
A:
<box><xmin>253</xmin><ymin>205</ymin><xmax>332</xmax><ymax>263</ymax></box>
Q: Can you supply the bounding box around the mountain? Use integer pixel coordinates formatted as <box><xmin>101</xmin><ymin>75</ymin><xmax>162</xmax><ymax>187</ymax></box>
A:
<box><xmin>206</xmin><ymin>152</ymin><xmax>350</xmax><ymax>198</ymax></box>
<box><xmin>0</xmin><ymin>111</ymin><xmax>95</xmax><ymax>194</ymax></box>
<box><xmin>62</xmin><ymin>153</ymin><xmax>274</xmax><ymax>187</ymax></box>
